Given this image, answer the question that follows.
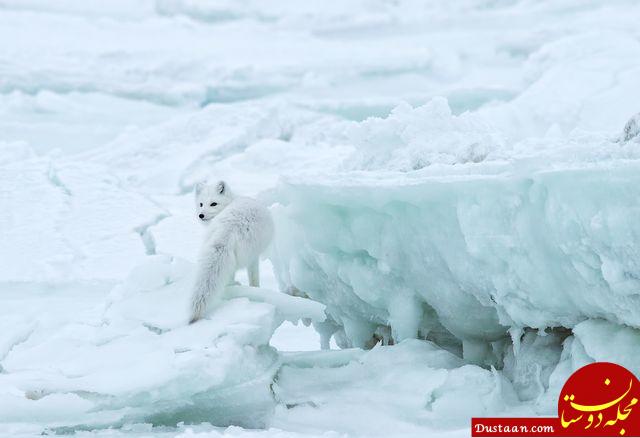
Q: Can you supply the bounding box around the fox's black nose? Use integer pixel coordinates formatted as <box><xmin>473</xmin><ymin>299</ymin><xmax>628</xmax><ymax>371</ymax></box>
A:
<box><xmin>199</xmin><ymin>214</ymin><xmax>205</xmax><ymax>219</ymax></box>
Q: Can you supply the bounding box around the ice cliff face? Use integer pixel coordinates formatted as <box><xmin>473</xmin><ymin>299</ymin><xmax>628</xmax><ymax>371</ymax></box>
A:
<box><xmin>270</xmin><ymin>105</ymin><xmax>640</xmax><ymax>411</ymax></box>
<box><xmin>272</xmin><ymin>163</ymin><xmax>640</xmax><ymax>338</ymax></box>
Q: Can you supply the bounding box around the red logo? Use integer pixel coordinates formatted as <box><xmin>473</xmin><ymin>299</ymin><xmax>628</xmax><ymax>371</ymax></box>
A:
<box><xmin>559</xmin><ymin>362</ymin><xmax>640</xmax><ymax>436</ymax></box>
<box><xmin>472</xmin><ymin>362</ymin><xmax>640</xmax><ymax>436</ymax></box>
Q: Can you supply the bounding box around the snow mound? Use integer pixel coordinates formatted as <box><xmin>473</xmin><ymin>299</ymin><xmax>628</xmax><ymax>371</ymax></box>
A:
<box><xmin>0</xmin><ymin>256</ymin><xmax>325</xmax><ymax>433</ymax></box>
<box><xmin>346</xmin><ymin>98</ymin><xmax>505</xmax><ymax>171</ymax></box>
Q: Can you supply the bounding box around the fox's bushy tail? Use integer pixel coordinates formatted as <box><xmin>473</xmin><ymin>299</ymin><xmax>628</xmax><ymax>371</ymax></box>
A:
<box><xmin>189</xmin><ymin>240</ymin><xmax>235</xmax><ymax>323</ymax></box>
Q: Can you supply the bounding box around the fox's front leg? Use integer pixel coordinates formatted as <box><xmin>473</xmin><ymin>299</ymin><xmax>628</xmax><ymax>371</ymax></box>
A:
<box><xmin>228</xmin><ymin>271</ymin><xmax>240</xmax><ymax>286</ymax></box>
<box><xmin>248</xmin><ymin>260</ymin><xmax>260</xmax><ymax>287</ymax></box>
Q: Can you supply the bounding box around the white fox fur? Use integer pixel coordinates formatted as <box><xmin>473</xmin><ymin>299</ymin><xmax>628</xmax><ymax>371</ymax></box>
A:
<box><xmin>190</xmin><ymin>181</ymin><xmax>274</xmax><ymax>323</ymax></box>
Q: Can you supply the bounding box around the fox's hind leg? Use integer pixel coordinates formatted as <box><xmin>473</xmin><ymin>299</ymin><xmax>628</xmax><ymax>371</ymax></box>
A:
<box><xmin>248</xmin><ymin>260</ymin><xmax>260</xmax><ymax>287</ymax></box>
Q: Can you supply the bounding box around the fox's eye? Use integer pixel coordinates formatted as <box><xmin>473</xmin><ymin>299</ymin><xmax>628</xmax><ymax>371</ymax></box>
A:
<box><xmin>199</xmin><ymin>203</ymin><xmax>203</xmax><ymax>207</ymax></box>
<box><xmin>210</xmin><ymin>202</ymin><xmax>217</xmax><ymax>207</ymax></box>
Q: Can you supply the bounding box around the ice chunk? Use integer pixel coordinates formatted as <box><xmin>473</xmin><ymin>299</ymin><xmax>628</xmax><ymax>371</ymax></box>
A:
<box><xmin>272</xmin><ymin>161</ymin><xmax>640</xmax><ymax>352</ymax></box>
<box><xmin>0</xmin><ymin>256</ymin><xmax>323</xmax><ymax>433</ymax></box>
<box><xmin>572</xmin><ymin>319</ymin><xmax>640</xmax><ymax>376</ymax></box>
<box><xmin>225</xmin><ymin>286</ymin><xmax>325</xmax><ymax>325</ymax></box>
<box><xmin>536</xmin><ymin>332</ymin><xmax>598</xmax><ymax>415</ymax></box>
<box><xmin>502</xmin><ymin>329</ymin><xmax>566</xmax><ymax>402</ymax></box>
<box><xmin>272</xmin><ymin>340</ymin><xmax>518</xmax><ymax>435</ymax></box>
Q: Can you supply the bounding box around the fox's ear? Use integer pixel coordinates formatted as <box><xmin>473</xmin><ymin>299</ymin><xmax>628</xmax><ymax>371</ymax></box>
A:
<box><xmin>216</xmin><ymin>180</ymin><xmax>227</xmax><ymax>195</ymax></box>
<box><xmin>195</xmin><ymin>181</ymin><xmax>207</xmax><ymax>195</ymax></box>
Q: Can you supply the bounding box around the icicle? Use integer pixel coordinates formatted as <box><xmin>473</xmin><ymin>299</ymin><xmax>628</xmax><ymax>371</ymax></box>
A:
<box><xmin>509</xmin><ymin>326</ymin><xmax>524</xmax><ymax>357</ymax></box>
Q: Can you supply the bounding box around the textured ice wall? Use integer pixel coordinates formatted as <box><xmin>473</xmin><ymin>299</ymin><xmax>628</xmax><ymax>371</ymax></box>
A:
<box><xmin>273</xmin><ymin>163</ymin><xmax>640</xmax><ymax>341</ymax></box>
<box><xmin>270</xmin><ymin>107</ymin><xmax>640</xmax><ymax>408</ymax></box>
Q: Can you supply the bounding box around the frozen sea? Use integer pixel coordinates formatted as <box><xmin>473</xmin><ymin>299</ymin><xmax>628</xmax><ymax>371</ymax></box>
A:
<box><xmin>1</xmin><ymin>1</ymin><xmax>640</xmax><ymax>437</ymax></box>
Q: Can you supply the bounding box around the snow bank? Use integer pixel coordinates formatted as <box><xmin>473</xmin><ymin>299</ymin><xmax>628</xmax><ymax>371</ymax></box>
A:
<box><xmin>0</xmin><ymin>255</ymin><xmax>325</xmax><ymax>432</ymax></box>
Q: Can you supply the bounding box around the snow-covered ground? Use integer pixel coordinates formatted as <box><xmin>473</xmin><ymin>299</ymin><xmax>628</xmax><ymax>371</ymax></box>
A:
<box><xmin>1</xmin><ymin>0</ymin><xmax>640</xmax><ymax>436</ymax></box>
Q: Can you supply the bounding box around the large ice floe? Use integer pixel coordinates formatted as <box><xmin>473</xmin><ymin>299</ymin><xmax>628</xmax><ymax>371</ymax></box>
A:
<box><xmin>270</xmin><ymin>101</ymin><xmax>640</xmax><ymax>416</ymax></box>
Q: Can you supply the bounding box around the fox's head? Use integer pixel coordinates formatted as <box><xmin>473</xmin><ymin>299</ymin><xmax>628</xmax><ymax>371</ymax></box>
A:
<box><xmin>194</xmin><ymin>180</ymin><xmax>233</xmax><ymax>223</ymax></box>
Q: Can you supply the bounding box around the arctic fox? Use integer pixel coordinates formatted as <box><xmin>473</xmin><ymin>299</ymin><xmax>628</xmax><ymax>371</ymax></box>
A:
<box><xmin>189</xmin><ymin>181</ymin><xmax>274</xmax><ymax>323</ymax></box>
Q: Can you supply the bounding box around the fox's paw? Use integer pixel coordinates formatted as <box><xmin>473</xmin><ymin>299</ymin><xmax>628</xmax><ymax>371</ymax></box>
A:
<box><xmin>189</xmin><ymin>309</ymin><xmax>203</xmax><ymax>324</ymax></box>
